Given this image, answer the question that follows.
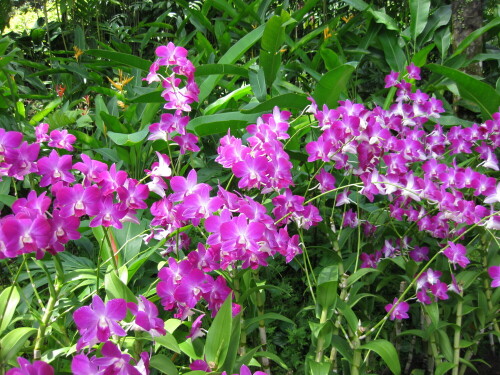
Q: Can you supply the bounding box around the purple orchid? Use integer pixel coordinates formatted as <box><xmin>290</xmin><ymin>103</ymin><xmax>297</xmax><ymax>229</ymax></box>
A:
<box><xmin>73</xmin><ymin>295</ymin><xmax>127</xmax><ymax>350</ymax></box>
<box><xmin>385</xmin><ymin>298</ymin><xmax>410</xmax><ymax>320</ymax></box>
<box><xmin>6</xmin><ymin>358</ymin><xmax>54</xmax><ymax>375</ymax></box>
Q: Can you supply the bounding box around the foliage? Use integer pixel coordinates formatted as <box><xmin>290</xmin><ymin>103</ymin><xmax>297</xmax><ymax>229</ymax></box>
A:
<box><xmin>0</xmin><ymin>1</ymin><xmax>499</xmax><ymax>375</ymax></box>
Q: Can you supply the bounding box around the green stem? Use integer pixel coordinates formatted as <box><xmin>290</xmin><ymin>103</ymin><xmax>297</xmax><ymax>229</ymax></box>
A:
<box><xmin>452</xmin><ymin>293</ymin><xmax>463</xmax><ymax>375</ymax></box>
<box><xmin>315</xmin><ymin>307</ymin><xmax>329</xmax><ymax>362</ymax></box>
<box><xmin>33</xmin><ymin>256</ymin><xmax>64</xmax><ymax>360</ymax></box>
<box><xmin>351</xmin><ymin>338</ymin><xmax>362</xmax><ymax>375</ymax></box>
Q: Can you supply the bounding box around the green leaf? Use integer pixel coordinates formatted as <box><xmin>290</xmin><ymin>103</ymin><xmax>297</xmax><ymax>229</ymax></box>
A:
<box><xmin>129</xmin><ymin>91</ymin><xmax>164</xmax><ymax>104</ymax></box>
<box><xmin>312</xmin><ymin>64</ymin><xmax>355</xmax><ymax>108</ymax></box>
<box><xmin>331</xmin><ymin>335</ymin><xmax>353</xmax><ymax>362</ymax></box>
<box><xmin>262</xmin><ymin>14</ymin><xmax>286</xmax><ymax>52</ymax></box>
<box><xmin>205</xmin><ymin>86</ymin><xmax>252</xmax><ymax>115</ymax></box>
<box><xmin>336</xmin><ymin>300</ymin><xmax>358</xmax><ymax>333</ymax></box>
<box><xmin>379</xmin><ymin>30</ymin><xmax>406</xmax><ymax>72</ymax></box>
<box><xmin>196</xmin><ymin>64</ymin><xmax>248</xmax><ymax>78</ymax></box>
<box><xmin>243</xmin><ymin>313</ymin><xmax>295</xmax><ymax>329</ymax></box>
<box><xmin>198</xmin><ymin>25</ymin><xmax>265</xmax><ymax>103</ymax></box>
<box><xmin>29</xmin><ymin>98</ymin><xmax>61</xmax><ymax>125</ymax></box>
<box><xmin>342</xmin><ymin>0</ymin><xmax>369</xmax><ymax>11</ymax></box>
<box><xmin>423</xmin><ymin>302</ymin><xmax>439</xmax><ymax>327</ymax></box>
<box><xmin>259</xmin><ymin>49</ymin><xmax>281</xmax><ymax>88</ymax></box>
<box><xmin>360</xmin><ymin>339</ymin><xmax>401</xmax><ymax>375</ymax></box>
<box><xmin>0</xmin><ymin>327</ymin><xmax>37</xmax><ymax>363</ymax></box>
<box><xmin>412</xmin><ymin>43</ymin><xmax>435</xmax><ymax>67</ymax></box>
<box><xmin>150</xmin><ymin>354</ymin><xmax>178</xmax><ymax>375</ymax></box>
<box><xmin>187</xmin><ymin>112</ymin><xmax>259</xmax><ymax>136</ymax></box>
<box><xmin>452</xmin><ymin>17</ymin><xmax>500</xmax><ymax>58</ymax></box>
<box><xmin>409</xmin><ymin>0</ymin><xmax>430</xmax><ymax>42</ymax></box>
<box><xmin>437</xmin><ymin>329</ymin><xmax>453</xmax><ymax>362</ymax></box>
<box><xmin>104</xmin><ymin>272</ymin><xmax>136</xmax><ymax>302</ymax></box>
<box><xmin>253</xmin><ymin>351</ymin><xmax>288</xmax><ymax>370</ymax></box>
<box><xmin>0</xmin><ymin>194</ymin><xmax>16</xmax><ymax>208</ymax></box>
<box><xmin>426</xmin><ymin>63</ymin><xmax>500</xmax><ymax>120</ymax></box>
<box><xmin>242</xmin><ymin>93</ymin><xmax>309</xmax><ymax>114</ymax></box>
<box><xmin>155</xmin><ymin>334</ymin><xmax>181</xmax><ymax>354</ymax></box>
<box><xmin>307</xmin><ymin>359</ymin><xmax>330</xmax><ymax>375</ymax></box>
<box><xmin>107</xmin><ymin>128</ymin><xmax>149</xmax><ymax>146</ymax></box>
<box><xmin>86</xmin><ymin>49</ymin><xmax>151</xmax><ymax>71</ymax></box>
<box><xmin>347</xmin><ymin>268</ymin><xmax>380</xmax><ymax>287</ymax></box>
<box><xmin>368</xmin><ymin>10</ymin><xmax>400</xmax><ymax>32</ymax></box>
<box><xmin>249</xmin><ymin>66</ymin><xmax>267</xmax><ymax>102</ymax></box>
<box><xmin>0</xmin><ymin>286</ymin><xmax>20</xmax><ymax>335</ymax></box>
<box><xmin>435</xmin><ymin>361</ymin><xmax>455</xmax><ymax>375</ymax></box>
<box><xmin>220</xmin><ymin>312</ymin><xmax>241</xmax><ymax>373</ymax></box>
<box><xmin>205</xmin><ymin>295</ymin><xmax>232</xmax><ymax>368</ymax></box>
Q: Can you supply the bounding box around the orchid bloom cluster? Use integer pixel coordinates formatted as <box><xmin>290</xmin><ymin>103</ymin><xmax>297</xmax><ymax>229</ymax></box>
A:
<box><xmin>0</xmin><ymin>129</ymin><xmax>148</xmax><ymax>259</ymax></box>
<box><xmin>302</xmin><ymin>65</ymin><xmax>499</xmax><ymax>318</ymax></box>
<box><xmin>34</xmin><ymin>123</ymin><xmax>77</xmax><ymax>151</ymax></box>
<box><xmin>146</xmin><ymin>42</ymin><xmax>200</xmax><ymax>154</ymax></box>
<box><xmin>70</xmin><ymin>294</ymin><xmax>164</xmax><ymax>374</ymax></box>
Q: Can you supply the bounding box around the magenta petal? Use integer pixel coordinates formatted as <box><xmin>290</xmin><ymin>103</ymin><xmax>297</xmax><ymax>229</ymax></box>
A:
<box><xmin>73</xmin><ymin>306</ymin><xmax>96</xmax><ymax>331</ymax></box>
<box><xmin>105</xmin><ymin>298</ymin><xmax>127</xmax><ymax>320</ymax></box>
<box><xmin>96</xmin><ymin>323</ymin><xmax>111</xmax><ymax>342</ymax></box>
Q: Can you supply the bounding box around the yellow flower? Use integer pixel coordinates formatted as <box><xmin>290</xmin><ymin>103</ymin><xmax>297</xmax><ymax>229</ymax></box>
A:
<box><xmin>323</xmin><ymin>27</ymin><xmax>332</xmax><ymax>40</ymax></box>
<box><xmin>107</xmin><ymin>70</ymin><xmax>134</xmax><ymax>93</ymax></box>
<box><xmin>342</xmin><ymin>14</ymin><xmax>354</xmax><ymax>23</ymax></box>
<box><xmin>73</xmin><ymin>46</ymin><xmax>84</xmax><ymax>61</ymax></box>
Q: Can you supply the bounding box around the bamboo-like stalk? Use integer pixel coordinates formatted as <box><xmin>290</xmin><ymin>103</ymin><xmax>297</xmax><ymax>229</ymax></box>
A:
<box><xmin>253</xmin><ymin>270</ymin><xmax>270</xmax><ymax>374</ymax></box>
<box><xmin>452</xmin><ymin>293</ymin><xmax>463</xmax><ymax>375</ymax></box>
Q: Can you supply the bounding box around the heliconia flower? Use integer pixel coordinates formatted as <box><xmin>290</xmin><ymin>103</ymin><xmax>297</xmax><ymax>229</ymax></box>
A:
<box><xmin>128</xmin><ymin>295</ymin><xmax>166</xmax><ymax>337</ymax></box>
<box><xmin>73</xmin><ymin>295</ymin><xmax>127</xmax><ymax>350</ymax></box>
<box><xmin>443</xmin><ymin>242</ymin><xmax>470</xmax><ymax>269</ymax></box>
<box><xmin>6</xmin><ymin>357</ymin><xmax>54</xmax><ymax>375</ymax></box>
<box><xmin>187</xmin><ymin>314</ymin><xmax>205</xmax><ymax>341</ymax></box>
<box><xmin>488</xmin><ymin>266</ymin><xmax>500</xmax><ymax>288</ymax></box>
<box><xmin>385</xmin><ymin>298</ymin><xmax>410</xmax><ymax>320</ymax></box>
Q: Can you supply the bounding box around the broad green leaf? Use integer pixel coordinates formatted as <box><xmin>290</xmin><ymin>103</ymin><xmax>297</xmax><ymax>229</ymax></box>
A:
<box><xmin>253</xmin><ymin>351</ymin><xmax>288</xmax><ymax>370</ymax></box>
<box><xmin>331</xmin><ymin>335</ymin><xmax>353</xmax><ymax>362</ymax></box>
<box><xmin>107</xmin><ymin>128</ymin><xmax>149</xmax><ymax>146</ymax></box>
<box><xmin>423</xmin><ymin>302</ymin><xmax>439</xmax><ymax>327</ymax></box>
<box><xmin>0</xmin><ymin>327</ymin><xmax>37</xmax><ymax>363</ymax></box>
<box><xmin>259</xmin><ymin>49</ymin><xmax>281</xmax><ymax>88</ymax></box>
<box><xmin>412</xmin><ymin>43</ymin><xmax>435</xmax><ymax>67</ymax></box>
<box><xmin>29</xmin><ymin>98</ymin><xmax>61</xmax><ymax>125</ymax></box>
<box><xmin>368</xmin><ymin>10</ymin><xmax>400</xmax><ymax>32</ymax></box>
<box><xmin>0</xmin><ymin>286</ymin><xmax>20</xmax><ymax>334</ymax></box>
<box><xmin>129</xmin><ymin>91</ymin><xmax>163</xmax><ymax>103</ymax></box>
<box><xmin>435</xmin><ymin>28</ymin><xmax>452</xmax><ymax>61</ymax></box>
<box><xmin>312</xmin><ymin>64</ymin><xmax>355</xmax><ymax>108</ymax></box>
<box><xmin>155</xmin><ymin>334</ymin><xmax>181</xmax><ymax>354</ymax></box>
<box><xmin>150</xmin><ymin>354</ymin><xmax>178</xmax><ymax>375</ymax></box>
<box><xmin>205</xmin><ymin>86</ymin><xmax>252</xmax><ymax>115</ymax></box>
<box><xmin>198</xmin><ymin>25</ymin><xmax>264</xmax><ymax>103</ymax></box>
<box><xmin>398</xmin><ymin>329</ymin><xmax>428</xmax><ymax>340</ymax></box>
<box><xmin>307</xmin><ymin>359</ymin><xmax>330</xmax><ymax>375</ymax></box>
<box><xmin>320</xmin><ymin>48</ymin><xmax>341</xmax><ymax>71</ymax></box>
<box><xmin>336</xmin><ymin>300</ymin><xmax>358</xmax><ymax>333</ymax></box>
<box><xmin>205</xmin><ymin>295</ymin><xmax>232</xmax><ymax>368</ymax></box>
<box><xmin>242</xmin><ymin>93</ymin><xmax>309</xmax><ymax>114</ymax></box>
<box><xmin>409</xmin><ymin>0</ymin><xmax>430</xmax><ymax>42</ymax></box>
<box><xmin>220</xmin><ymin>312</ymin><xmax>241</xmax><ymax>373</ymax></box>
<box><xmin>426</xmin><ymin>63</ymin><xmax>500</xmax><ymax>120</ymax></box>
<box><xmin>249</xmin><ymin>66</ymin><xmax>267</xmax><ymax>102</ymax></box>
<box><xmin>452</xmin><ymin>17</ymin><xmax>500</xmax><ymax>58</ymax></box>
<box><xmin>360</xmin><ymin>339</ymin><xmax>401</xmax><ymax>375</ymax></box>
<box><xmin>435</xmin><ymin>362</ymin><xmax>455</xmax><ymax>375</ymax></box>
<box><xmin>86</xmin><ymin>49</ymin><xmax>151</xmax><ymax>71</ymax></box>
<box><xmin>317</xmin><ymin>265</ymin><xmax>339</xmax><ymax>311</ymax></box>
<box><xmin>416</xmin><ymin>5</ymin><xmax>451</xmax><ymax>46</ymax></box>
<box><xmin>379</xmin><ymin>30</ymin><xmax>406</xmax><ymax>72</ymax></box>
<box><xmin>100</xmin><ymin>112</ymin><xmax>129</xmax><ymax>133</ymax></box>
<box><xmin>243</xmin><ymin>313</ymin><xmax>295</xmax><ymax>329</ymax></box>
<box><xmin>196</xmin><ymin>64</ymin><xmax>248</xmax><ymax>78</ymax></box>
<box><xmin>262</xmin><ymin>14</ymin><xmax>286</xmax><ymax>53</ymax></box>
<box><xmin>341</xmin><ymin>0</ymin><xmax>369</xmax><ymax>11</ymax></box>
<box><xmin>104</xmin><ymin>271</ymin><xmax>136</xmax><ymax>302</ymax></box>
<box><xmin>187</xmin><ymin>112</ymin><xmax>259</xmax><ymax>136</ymax></box>
<box><xmin>347</xmin><ymin>268</ymin><xmax>380</xmax><ymax>286</ymax></box>
<box><xmin>0</xmin><ymin>194</ymin><xmax>16</xmax><ymax>208</ymax></box>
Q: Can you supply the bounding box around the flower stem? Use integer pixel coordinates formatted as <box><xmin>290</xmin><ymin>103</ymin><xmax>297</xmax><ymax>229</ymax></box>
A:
<box><xmin>452</xmin><ymin>293</ymin><xmax>463</xmax><ymax>375</ymax></box>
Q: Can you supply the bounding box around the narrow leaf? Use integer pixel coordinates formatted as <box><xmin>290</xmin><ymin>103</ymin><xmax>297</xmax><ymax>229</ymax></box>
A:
<box><xmin>0</xmin><ymin>286</ymin><xmax>20</xmax><ymax>334</ymax></box>
<box><xmin>205</xmin><ymin>296</ymin><xmax>232</xmax><ymax>368</ymax></box>
<box><xmin>86</xmin><ymin>50</ymin><xmax>151</xmax><ymax>71</ymax></box>
<box><xmin>360</xmin><ymin>339</ymin><xmax>401</xmax><ymax>375</ymax></box>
